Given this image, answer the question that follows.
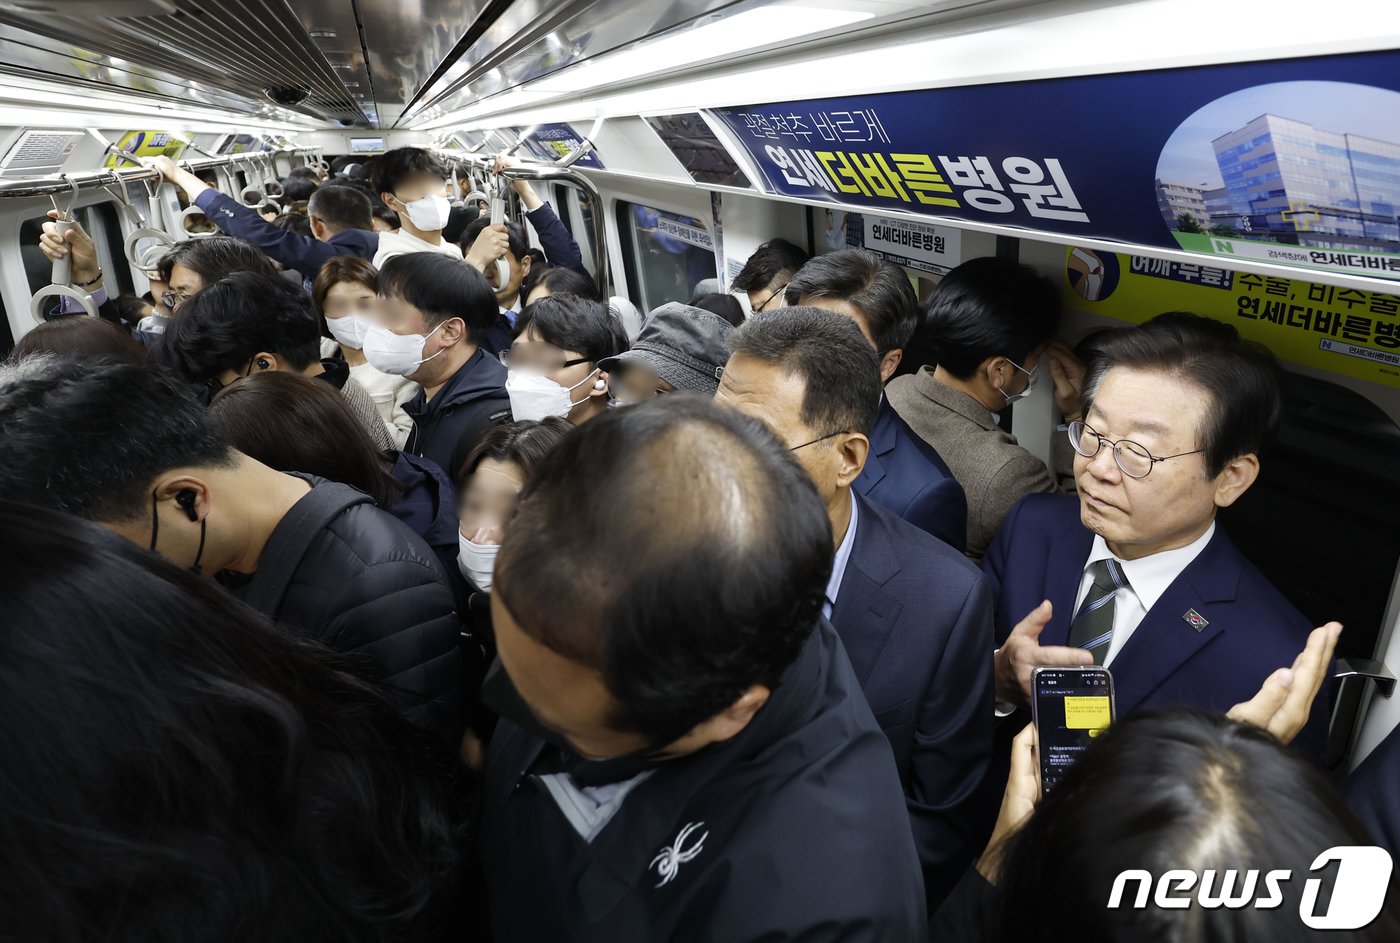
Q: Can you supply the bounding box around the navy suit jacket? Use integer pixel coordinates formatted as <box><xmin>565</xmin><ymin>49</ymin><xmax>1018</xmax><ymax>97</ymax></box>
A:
<box><xmin>982</xmin><ymin>494</ymin><xmax>1329</xmax><ymax>761</ymax></box>
<box><xmin>829</xmin><ymin>493</ymin><xmax>994</xmax><ymax>912</ymax></box>
<box><xmin>855</xmin><ymin>397</ymin><xmax>968</xmax><ymax>552</ymax></box>
<box><xmin>1346</xmin><ymin>723</ymin><xmax>1400</xmax><ymax>856</ymax></box>
<box><xmin>196</xmin><ymin>189</ymin><xmax>378</xmax><ymax>279</ymax></box>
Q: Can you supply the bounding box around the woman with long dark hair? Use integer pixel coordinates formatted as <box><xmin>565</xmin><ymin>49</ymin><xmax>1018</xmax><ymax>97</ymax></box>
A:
<box><xmin>0</xmin><ymin>501</ymin><xmax>465</xmax><ymax>942</ymax></box>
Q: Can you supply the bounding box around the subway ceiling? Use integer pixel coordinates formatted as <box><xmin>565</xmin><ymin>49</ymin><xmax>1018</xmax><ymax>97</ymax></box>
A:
<box><xmin>0</xmin><ymin>0</ymin><xmax>998</xmax><ymax>129</ymax></box>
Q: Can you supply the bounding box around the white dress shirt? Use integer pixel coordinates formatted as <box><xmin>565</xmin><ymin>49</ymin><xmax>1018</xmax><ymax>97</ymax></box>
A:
<box><xmin>1072</xmin><ymin>521</ymin><xmax>1217</xmax><ymax>666</ymax></box>
<box><xmin>822</xmin><ymin>492</ymin><xmax>860</xmax><ymax>620</ymax></box>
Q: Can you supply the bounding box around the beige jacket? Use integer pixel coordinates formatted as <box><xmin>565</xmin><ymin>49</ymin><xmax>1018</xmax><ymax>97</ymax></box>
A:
<box><xmin>885</xmin><ymin>367</ymin><xmax>1074</xmax><ymax>560</ymax></box>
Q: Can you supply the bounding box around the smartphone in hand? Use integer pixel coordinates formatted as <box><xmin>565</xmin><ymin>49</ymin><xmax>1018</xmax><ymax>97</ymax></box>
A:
<box><xmin>1031</xmin><ymin>665</ymin><xmax>1115</xmax><ymax>795</ymax></box>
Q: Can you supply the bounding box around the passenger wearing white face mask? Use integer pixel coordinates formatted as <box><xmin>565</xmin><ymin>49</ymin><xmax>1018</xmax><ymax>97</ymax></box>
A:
<box><xmin>500</xmin><ymin>294</ymin><xmax>629</xmax><ymax>427</ymax></box>
<box><xmin>313</xmin><ymin>256</ymin><xmax>419</xmax><ymax>447</ymax></box>
<box><xmin>885</xmin><ymin>257</ymin><xmax>1086</xmax><ymax>560</ymax></box>
<box><xmin>365</xmin><ymin>252</ymin><xmax>512</xmax><ymax>479</ymax></box>
<box><xmin>370</xmin><ymin>148</ymin><xmax>464</xmax><ymax>268</ymax></box>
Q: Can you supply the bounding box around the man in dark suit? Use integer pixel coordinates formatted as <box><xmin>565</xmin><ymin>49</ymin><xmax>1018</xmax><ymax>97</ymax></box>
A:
<box><xmin>984</xmin><ymin>313</ymin><xmax>1331</xmax><ymax>762</ymax></box>
<box><xmin>1346</xmin><ymin>720</ymin><xmax>1400</xmax><ymax>856</ymax></box>
<box><xmin>787</xmin><ymin>249</ymin><xmax>968</xmax><ymax>551</ymax></box>
<box><xmin>717</xmin><ymin>306</ymin><xmax>995</xmax><ymax>914</ymax></box>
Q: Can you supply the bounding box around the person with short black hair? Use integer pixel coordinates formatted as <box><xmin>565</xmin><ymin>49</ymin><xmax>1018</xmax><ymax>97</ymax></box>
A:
<box><xmin>788</xmin><ymin>248</ymin><xmax>968</xmax><ymax>551</ymax></box>
<box><xmin>731</xmin><ymin>237</ymin><xmax>810</xmax><ymax>315</ymax></box>
<box><xmin>985</xmin><ymin>312</ymin><xmax>1332</xmax><ymax>769</ymax></box>
<box><xmin>0</xmin><ymin>358</ymin><xmax>466</xmax><ymax>743</ymax></box>
<box><xmin>148</xmin><ymin>156</ymin><xmax>381</xmax><ymax>282</ymax></box>
<box><xmin>10</xmin><ymin>315</ymin><xmax>146</xmax><ymax>365</ymax></box>
<box><xmin>462</xmin><ymin>216</ymin><xmax>535</xmax><ymax>321</ymax></box>
<box><xmin>366</xmin><ymin>252</ymin><xmax>512</xmax><ymax>476</ymax></box>
<box><xmin>0</xmin><ymin>501</ymin><xmax>467</xmax><ymax>942</ymax></box>
<box><xmin>718</xmin><ymin>307</ymin><xmax>995</xmax><ymax>915</ymax></box>
<box><xmin>503</xmin><ymin>293</ymin><xmax>627</xmax><ymax>426</ymax></box>
<box><xmin>160</xmin><ymin>271</ymin><xmax>395</xmax><ymax>451</ymax></box>
<box><xmin>479</xmin><ymin>395</ymin><xmax>925</xmax><ymax>940</ymax></box>
<box><xmin>522</xmin><ymin>266</ymin><xmax>600</xmax><ymax>307</ymax></box>
<box><xmin>279</xmin><ymin>174</ymin><xmax>319</xmax><ymax>203</ymax></box>
<box><xmin>369</xmin><ymin>147</ymin><xmax>463</xmax><ymax>267</ymax></box>
<box><xmin>371</xmin><ymin>200</ymin><xmax>400</xmax><ymax>232</ymax></box>
<box><xmin>462</xmin><ymin>154</ymin><xmax>587</xmax><ymax>322</ymax></box>
<box><xmin>155</xmin><ymin>234</ymin><xmax>280</xmax><ymax>312</ymax></box>
<box><xmin>887</xmin><ymin>256</ymin><xmax>1082</xmax><ymax>559</ymax></box>
<box><xmin>271</xmin><ymin>210</ymin><xmax>312</xmax><ymax>239</ymax></box>
<box><xmin>686</xmin><ymin>291</ymin><xmax>745</xmax><ymax>327</ymax></box>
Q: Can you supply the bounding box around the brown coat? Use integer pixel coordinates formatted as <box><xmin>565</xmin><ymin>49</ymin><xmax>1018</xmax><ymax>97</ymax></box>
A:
<box><xmin>885</xmin><ymin>368</ymin><xmax>1073</xmax><ymax>560</ymax></box>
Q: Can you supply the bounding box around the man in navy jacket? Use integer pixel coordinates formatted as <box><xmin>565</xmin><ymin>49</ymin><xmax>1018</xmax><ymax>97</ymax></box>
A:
<box><xmin>984</xmin><ymin>313</ymin><xmax>1331</xmax><ymax>764</ymax></box>
<box><xmin>149</xmin><ymin>156</ymin><xmax>377</xmax><ymax>282</ymax></box>
<box><xmin>479</xmin><ymin>396</ymin><xmax>925</xmax><ymax>941</ymax></box>
<box><xmin>787</xmin><ymin>248</ymin><xmax>967</xmax><ymax>550</ymax></box>
<box><xmin>717</xmin><ymin>307</ymin><xmax>994</xmax><ymax>916</ymax></box>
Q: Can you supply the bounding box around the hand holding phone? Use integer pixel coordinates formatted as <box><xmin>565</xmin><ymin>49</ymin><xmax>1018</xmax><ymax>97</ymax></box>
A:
<box><xmin>1031</xmin><ymin>666</ymin><xmax>1115</xmax><ymax>795</ymax></box>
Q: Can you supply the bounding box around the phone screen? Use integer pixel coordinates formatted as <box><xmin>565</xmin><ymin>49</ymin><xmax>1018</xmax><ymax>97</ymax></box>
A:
<box><xmin>1032</xmin><ymin>667</ymin><xmax>1115</xmax><ymax>794</ymax></box>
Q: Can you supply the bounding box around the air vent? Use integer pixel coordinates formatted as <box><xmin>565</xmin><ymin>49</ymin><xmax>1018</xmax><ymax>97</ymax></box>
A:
<box><xmin>0</xmin><ymin>0</ymin><xmax>176</xmax><ymax>15</ymax></box>
<box><xmin>0</xmin><ymin>129</ymin><xmax>82</xmax><ymax>177</ymax></box>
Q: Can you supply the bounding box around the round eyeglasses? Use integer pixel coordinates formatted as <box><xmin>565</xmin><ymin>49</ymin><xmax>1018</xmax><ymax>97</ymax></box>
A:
<box><xmin>1066</xmin><ymin>420</ymin><xmax>1202</xmax><ymax>479</ymax></box>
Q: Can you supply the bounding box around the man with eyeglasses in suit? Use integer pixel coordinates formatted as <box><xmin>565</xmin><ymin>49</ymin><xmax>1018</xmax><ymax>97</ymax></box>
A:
<box><xmin>982</xmin><ymin>312</ymin><xmax>1334</xmax><ymax>764</ymax></box>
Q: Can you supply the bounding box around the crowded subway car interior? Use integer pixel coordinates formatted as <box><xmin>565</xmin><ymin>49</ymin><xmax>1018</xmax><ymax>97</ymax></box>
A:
<box><xmin>2</xmin><ymin>0</ymin><xmax>1400</xmax><ymax>938</ymax></box>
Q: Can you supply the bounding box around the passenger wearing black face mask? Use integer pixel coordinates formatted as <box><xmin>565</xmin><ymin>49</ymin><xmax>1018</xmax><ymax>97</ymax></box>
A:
<box><xmin>477</xmin><ymin>396</ymin><xmax>926</xmax><ymax>942</ymax></box>
<box><xmin>0</xmin><ymin>357</ymin><xmax>467</xmax><ymax>748</ymax></box>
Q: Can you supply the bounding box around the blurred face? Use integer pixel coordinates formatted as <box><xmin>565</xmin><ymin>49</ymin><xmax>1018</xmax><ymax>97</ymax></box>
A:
<box><xmin>384</xmin><ymin>171</ymin><xmax>446</xmax><ymax>208</ymax></box>
<box><xmin>613</xmin><ymin>363</ymin><xmax>675</xmax><ymax>405</ymax></box>
<box><xmin>321</xmin><ymin>280</ymin><xmax>376</xmax><ymax>321</ymax></box>
<box><xmin>371</xmin><ymin>292</ymin><xmax>461</xmax><ymax>385</ymax></box>
<box><xmin>507</xmin><ymin>324</ymin><xmax>606</xmax><ymax>421</ymax></box>
<box><xmin>715</xmin><ymin>352</ymin><xmax>842</xmax><ymax>504</ymax></box>
<box><xmin>1075</xmin><ymin>366</ymin><xmax>1247</xmax><ymax>560</ymax></box>
<box><xmin>458</xmin><ymin>458</ymin><xmax>525</xmax><ymax>542</ymax></box>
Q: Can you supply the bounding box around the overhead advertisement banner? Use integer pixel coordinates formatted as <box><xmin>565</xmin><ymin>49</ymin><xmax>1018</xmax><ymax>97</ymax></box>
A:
<box><xmin>1061</xmin><ymin>246</ymin><xmax>1400</xmax><ymax>389</ymax></box>
<box><xmin>862</xmin><ymin>215</ymin><xmax>962</xmax><ymax>276</ymax></box>
<box><xmin>711</xmin><ymin>50</ymin><xmax>1400</xmax><ymax>282</ymax></box>
<box><xmin>102</xmin><ymin>131</ymin><xmax>187</xmax><ymax>168</ymax></box>
<box><xmin>517</xmin><ymin>124</ymin><xmax>604</xmax><ymax>169</ymax></box>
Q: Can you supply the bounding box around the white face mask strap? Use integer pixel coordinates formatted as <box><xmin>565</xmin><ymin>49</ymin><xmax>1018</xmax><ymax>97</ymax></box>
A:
<box><xmin>564</xmin><ymin>367</ymin><xmax>601</xmax><ymax>406</ymax></box>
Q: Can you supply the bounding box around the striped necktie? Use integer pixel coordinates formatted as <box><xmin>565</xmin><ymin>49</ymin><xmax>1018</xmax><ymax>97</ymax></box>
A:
<box><xmin>1068</xmin><ymin>559</ymin><xmax>1128</xmax><ymax>665</ymax></box>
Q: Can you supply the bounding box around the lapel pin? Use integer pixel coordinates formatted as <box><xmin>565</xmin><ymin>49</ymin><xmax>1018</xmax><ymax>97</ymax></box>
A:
<box><xmin>1183</xmin><ymin>608</ymin><xmax>1209</xmax><ymax>632</ymax></box>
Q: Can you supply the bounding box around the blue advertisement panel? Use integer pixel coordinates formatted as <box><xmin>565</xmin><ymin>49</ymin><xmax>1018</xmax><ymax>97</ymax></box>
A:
<box><xmin>711</xmin><ymin>51</ymin><xmax>1400</xmax><ymax>281</ymax></box>
<box><xmin>518</xmin><ymin>123</ymin><xmax>605</xmax><ymax>169</ymax></box>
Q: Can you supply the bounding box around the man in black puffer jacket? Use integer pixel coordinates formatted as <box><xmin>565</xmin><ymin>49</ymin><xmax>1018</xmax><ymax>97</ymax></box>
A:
<box><xmin>0</xmin><ymin>358</ymin><xmax>464</xmax><ymax>744</ymax></box>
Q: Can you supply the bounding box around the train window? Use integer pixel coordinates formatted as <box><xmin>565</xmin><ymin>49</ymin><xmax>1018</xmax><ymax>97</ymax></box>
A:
<box><xmin>1220</xmin><ymin>371</ymin><xmax>1400</xmax><ymax>667</ymax></box>
<box><xmin>616</xmin><ymin>201</ymin><xmax>716</xmax><ymax>311</ymax></box>
<box><xmin>82</xmin><ymin>202</ymin><xmax>134</xmax><ymax>296</ymax></box>
<box><xmin>559</xmin><ymin>187</ymin><xmax>597</xmax><ymax>277</ymax></box>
